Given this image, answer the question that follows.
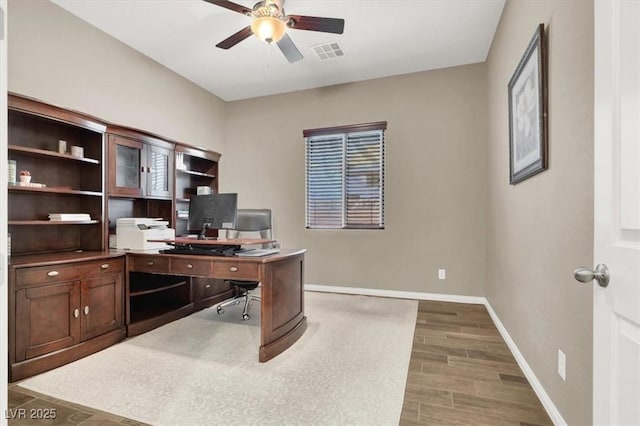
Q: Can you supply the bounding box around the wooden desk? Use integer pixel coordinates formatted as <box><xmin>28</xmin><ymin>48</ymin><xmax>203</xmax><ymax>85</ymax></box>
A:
<box><xmin>126</xmin><ymin>249</ymin><xmax>307</xmax><ymax>362</ymax></box>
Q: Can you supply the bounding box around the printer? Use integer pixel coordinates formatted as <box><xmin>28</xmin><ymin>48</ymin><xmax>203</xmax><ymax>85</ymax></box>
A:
<box><xmin>116</xmin><ymin>218</ymin><xmax>175</xmax><ymax>251</ymax></box>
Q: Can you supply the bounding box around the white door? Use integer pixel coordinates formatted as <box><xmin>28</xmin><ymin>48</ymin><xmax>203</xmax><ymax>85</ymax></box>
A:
<box><xmin>589</xmin><ymin>1</ymin><xmax>640</xmax><ymax>425</ymax></box>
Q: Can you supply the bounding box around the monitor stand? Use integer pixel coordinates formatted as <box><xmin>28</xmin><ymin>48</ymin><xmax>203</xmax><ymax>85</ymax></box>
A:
<box><xmin>161</xmin><ymin>243</ymin><xmax>242</xmax><ymax>257</ymax></box>
<box><xmin>197</xmin><ymin>222</ymin><xmax>212</xmax><ymax>240</ymax></box>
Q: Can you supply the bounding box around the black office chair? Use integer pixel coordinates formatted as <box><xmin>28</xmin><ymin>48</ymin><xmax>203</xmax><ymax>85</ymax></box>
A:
<box><xmin>216</xmin><ymin>209</ymin><xmax>275</xmax><ymax>320</ymax></box>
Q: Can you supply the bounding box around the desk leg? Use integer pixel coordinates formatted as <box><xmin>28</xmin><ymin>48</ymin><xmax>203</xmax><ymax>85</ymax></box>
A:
<box><xmin>259</xmin><ymin>253</ymin><xmax>307</xmax><ymax>362</ymax></box>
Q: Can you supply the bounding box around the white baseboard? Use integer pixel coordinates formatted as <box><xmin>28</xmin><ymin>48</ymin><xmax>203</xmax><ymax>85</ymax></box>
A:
<box><xmin>304</xmin><ymin>284</ymin><xmax>487</xmax><ymax>305</ymax></box>
<box><xmin>304</xmin><ymin>284</ymin><xmax>566</xmax><ymax>426</ymax></box>
<box><xmin>483</xmin><ymin>302</ymin><xmax>567</xmax><ymax>426</ymax></box>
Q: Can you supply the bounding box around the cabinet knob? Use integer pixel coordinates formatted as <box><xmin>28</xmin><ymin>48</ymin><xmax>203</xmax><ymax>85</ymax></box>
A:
<box><xmin>47</xmin><ymin>271</ymin><xmax>59</xmax><ymax>277</ymax></box>
<box><xmin>205</xmin><ymin>284</ymin><xmax>211</xmax><ymax>289</ymax></box>
<box><xmin>73</xmin><ymin>309</ymin><xmax>80</xmax><ymax>318</ymax></box>
<box><xmin>229</xmin><ymin>266</ymin><xmax>238</xmax><ymax>272</ymax></box>
<box><xmin>84</xmin><ymin>306</ymin><xmax>90</xmax><ymax>315</ymax></box>
<box><xmin>101</xmin><ymin>264</ymin><xmax>110</xmax><ymax>270</ymax></box>
<box><xmin>187</xmin><ymin>264</ymin><xmax>193</xmax><ymax>269</ymax></box>
<box><xmin>147</xmin><ymin>261</ymin><xmax>154</xmax><ymax>266</ymax></box>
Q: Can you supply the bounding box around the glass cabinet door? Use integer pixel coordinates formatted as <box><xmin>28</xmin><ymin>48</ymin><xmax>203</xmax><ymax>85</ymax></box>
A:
<box><xmin>108</xmin><ymin>135</ymin><xmax>145</xmax><ymax>197</ymax></box>
<box><xmin>116</xmin><ymin>144</ymin><xmax>142</xmax><ymax>190</ymax></box>
<box><xmin>147</xmin><ymin>144</ymin><xmax>173</xmax><ymax>199</ymax></box>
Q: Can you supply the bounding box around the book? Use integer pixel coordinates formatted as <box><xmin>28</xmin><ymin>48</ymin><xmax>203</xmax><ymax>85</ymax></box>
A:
<box><xmin>48</xmin><ymin>213</ymin><xmax>91</xmax><ymax>221</ymax></box>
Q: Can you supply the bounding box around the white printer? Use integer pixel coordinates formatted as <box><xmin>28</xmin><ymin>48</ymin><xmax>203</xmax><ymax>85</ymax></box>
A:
<box><xmin>116</xmin><ymin>218</ymin><xmax>175</xmax><ymax>251</ymax></box>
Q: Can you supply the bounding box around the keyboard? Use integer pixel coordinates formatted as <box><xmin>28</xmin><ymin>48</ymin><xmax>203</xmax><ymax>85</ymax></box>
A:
<box><xmin>161</xmin><ymin>245</ymin><xmax>238</xmax><ymax>257</ymax></box>
<box><xmin>235</xmin><ymin>248</ymin><xmax>280</xmax><ymax>257</ymax></box>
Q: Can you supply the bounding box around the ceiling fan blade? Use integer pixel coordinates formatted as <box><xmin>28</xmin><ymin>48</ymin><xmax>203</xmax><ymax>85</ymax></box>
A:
<box><xmin>277</xmin><ymin>33</ymin><xmax>303</xmax><ymax>63</ymax></box>
<box><xmin>216</xmin><ymin>26</ymin><xmax>253</xmax><ymax>49</ymax></box>
<box><xmin>286</xmin><ymin>15</ymin><xmax>344</xmax><ymax>34</ymax></box>
<box><xmin>203</xmin><ymin>0</ymin><xmax>252</xmax><ymax>15</ymax></box>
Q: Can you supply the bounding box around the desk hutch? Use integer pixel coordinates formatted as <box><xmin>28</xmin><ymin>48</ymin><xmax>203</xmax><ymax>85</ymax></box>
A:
<box><xmin>5</xmin><ymin>94</ymin><xmax>305</xmax><ymax>382</ymax></box>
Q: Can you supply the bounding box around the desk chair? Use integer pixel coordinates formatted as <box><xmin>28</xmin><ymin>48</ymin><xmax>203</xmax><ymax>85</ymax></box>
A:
<box><xmin>216</xmin><ymin>209</ymin><xmax>275</xmax><ymax>320</ymax></box>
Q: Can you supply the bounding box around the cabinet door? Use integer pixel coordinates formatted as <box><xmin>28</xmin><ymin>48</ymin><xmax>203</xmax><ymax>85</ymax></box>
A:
<box><xmin>147</xmin><ymin>144</ymin><xmax>173</xmax><ymax>199</ymax></box>
<box><xmin>108</xmin><ymin>135</ymin><xmax>146</xmax><ymax>197</ymax></box>
<box><xmin>81</xmin><ymin>273</ymin><xmax>124</xmax><ymax>341</ymax></box>
<box><xmin>14</xmin><ymin>281</ymin><xmax>81</xmax><ymax>362</ymax></box>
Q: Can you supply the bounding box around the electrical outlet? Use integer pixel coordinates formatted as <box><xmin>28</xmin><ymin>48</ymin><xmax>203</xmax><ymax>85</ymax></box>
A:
<box><xmin>438</xmin><ymin>269</ymin><xmax>446</xmax><ymax>280</ymax></box>
<box><xmin>558</xmin><ymin>349</ymin><xmax>566</xmax><ymax>381</ymax></box>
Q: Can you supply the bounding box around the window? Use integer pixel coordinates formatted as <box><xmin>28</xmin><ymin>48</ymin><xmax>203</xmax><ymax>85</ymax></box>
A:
<box><xmin>304</xmin><ymin>122</ymin><xmax>386</xmax><ymax>229</ymax></box>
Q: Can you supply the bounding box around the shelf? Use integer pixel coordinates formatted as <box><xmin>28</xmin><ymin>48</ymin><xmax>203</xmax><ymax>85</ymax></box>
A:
<box><xmin>130</xmin><ymin>280</ymin><xmax>189</xmax><ymax>297</ymax></box>
<box><xmin>176</xmin><ymin>198</ymin><xmax>190</xmax><ymax>203</ymax></box>
<box><xmin>127</xmin><ymin>303</ymin><xmax>194</xmax><ymax>336</ymax></box>
<box><xmin>8</xmin><ymin>185</ymin><xmax>103</xmax><ymax>197</ymax></box>
<box><xmin>177</xmin><ymin>169</ymin><xmax>215</xmax><ymax>179</ymax></box>
<box><xmin>9</xmin><ymin>220</ymin><xmax>100</xmax><ymax>225</ymax></box>
<box><xmin>9</xmin><ymin>145</ymin><xmax>100</xmax><ymax>164</ymax></box>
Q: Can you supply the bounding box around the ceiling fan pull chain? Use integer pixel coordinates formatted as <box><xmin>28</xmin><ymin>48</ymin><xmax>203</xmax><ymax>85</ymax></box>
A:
<box><xmin>266</xmin><ymin>43</ymin><xmax>273</xmax><ymax>69</ymax></box>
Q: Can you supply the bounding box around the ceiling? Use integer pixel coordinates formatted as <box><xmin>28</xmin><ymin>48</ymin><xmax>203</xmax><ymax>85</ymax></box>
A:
<box><xmin>52</xmin><ymin>0</ymin><xmax>506</xmax><ymax>102</ymax></box>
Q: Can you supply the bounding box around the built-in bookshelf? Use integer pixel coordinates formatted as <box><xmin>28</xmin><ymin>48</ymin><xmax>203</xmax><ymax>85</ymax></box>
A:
<box><xmin>174</xmin><ymin>144</ymin><xmax>220</xmax><ymax>236</ymax></box>
<box><xmin>8</xmin><ymin>95</ymin><xmax>107</xmax><ymax>256</ymax></box>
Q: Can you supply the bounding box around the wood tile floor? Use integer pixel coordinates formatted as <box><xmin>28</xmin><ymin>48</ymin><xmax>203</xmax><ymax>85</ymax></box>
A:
<box><xmin>7</xmin><ymin>300</ymin><xmax>552</xmax><ymax>425</ymax></box>
<box><xmin>399</xmin><ymin>300</ymin><xmax>553</xmax><ymax>426</ymax></box>
<box><xmin>6</xmin><ymin>384</ymin><xmax>149</xmax><ymax>425</ymax></box>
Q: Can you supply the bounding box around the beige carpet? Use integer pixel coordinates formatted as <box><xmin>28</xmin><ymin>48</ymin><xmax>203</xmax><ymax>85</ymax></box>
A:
<box><xmin>19</xmin><ymin>291</ymin><xmax>418</xmax><ymax>425</ymax></box>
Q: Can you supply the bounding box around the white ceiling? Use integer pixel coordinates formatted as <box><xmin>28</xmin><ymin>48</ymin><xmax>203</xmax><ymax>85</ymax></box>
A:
<box><xmin>52</xmin><ymin>0</ymin><xmax>505</xmax><ymax>102</ymax></box>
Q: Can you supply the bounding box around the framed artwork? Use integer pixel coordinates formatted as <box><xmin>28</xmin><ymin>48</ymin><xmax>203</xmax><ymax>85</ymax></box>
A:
<box><xmin>508</xmin><ymin>23</ymin><xmax>548</xmax><ymax>185</ymax></box>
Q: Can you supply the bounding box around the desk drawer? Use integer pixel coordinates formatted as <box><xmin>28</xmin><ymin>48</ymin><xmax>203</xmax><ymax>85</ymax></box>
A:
<box><xmin>213</xmin><ymin>262</ymin><xmax>259</xmax><ymax>281</ymax></box>
<box><xmin>93</xmin><ymin>259</ymin><xmax>124</xmax><ymax>274</ymax></box>
<box><xmin>129</xmin><ymin>256</ymin><xmax>170</xmax><ymax>274</ymax></box>
<box><xmin>171</xmin><ymin>258</ymin><xmax>212</xmax><ymax>276</ymax></box>
<box><xmin>16</xmin><ymin>264</ymin><xmax>86</xmax><ymax>286</ymax></box>
<box><xmin>15</xmin><ymin>259</ymin><xmax>124</xmax><ymax>287</ymax></box>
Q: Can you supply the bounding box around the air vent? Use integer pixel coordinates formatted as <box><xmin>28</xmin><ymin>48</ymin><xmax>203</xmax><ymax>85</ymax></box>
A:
<box><xmin>312</xmin><ymin>42</ymin><xmax>344</xmax><ymax>61</ymax></box>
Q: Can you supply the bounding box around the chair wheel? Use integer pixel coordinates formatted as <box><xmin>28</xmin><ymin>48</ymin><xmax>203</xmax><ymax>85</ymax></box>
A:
<box><xmin>242</xmin><ymin>313</ymin><xmax>250</xmax><ymax>320</ymax></box>
<box><xmin>217</xmin><ymin>306</ymin><xmax>224</xmax><ymax>315</ymax></box>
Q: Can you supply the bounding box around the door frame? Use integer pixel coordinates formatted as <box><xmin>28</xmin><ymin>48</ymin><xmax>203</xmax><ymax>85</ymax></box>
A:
<box><xmin>1</xmin><ymin>0</ymin><xmax>10</xmax><ymax>418</ymax></box>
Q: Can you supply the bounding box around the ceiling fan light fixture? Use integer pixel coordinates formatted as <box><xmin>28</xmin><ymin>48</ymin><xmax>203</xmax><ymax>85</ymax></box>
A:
<box><xmin>251</xmin><ymin>16</ymin><xmax>286</xmax><ymax>44</ymax></box>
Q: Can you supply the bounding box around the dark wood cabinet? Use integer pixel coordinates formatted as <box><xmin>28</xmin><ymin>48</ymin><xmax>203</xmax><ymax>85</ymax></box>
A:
<box><xmin>7</xmin><ymin>94</ymin><xmax>126</xmax><ymax>382</ymax></box>
<box><xmin>13</xmin><ymin>260</ymin><xmax>123</xmax><ymax>361</ymax></box>
<box><xmin>81</xmin><ymin>270</ymin><xmax>124</xmax><ymax>341</ymax></box>
<box><xmin>14</xmin><ymin>279</ymin><xmax>81</xmax><ymax>362</ymax></box>
<box><xmin>9</xmin><ymin>255</ymin><xmax>126</xmax><ymax>381</ymax></box>
<box><xmin>107</xmin><ymin>129</ymin><xmax>174</xmax><ymax>200</ymax></box>
<box><xmin>106</xmin><ymin>127</ymin><xmax>175</xmax><ymax>239</ymax></box>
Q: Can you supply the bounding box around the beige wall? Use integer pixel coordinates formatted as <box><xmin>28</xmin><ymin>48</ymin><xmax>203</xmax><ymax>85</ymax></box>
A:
<box><xmin>486</xmin><ymin>1</ymin><xmax>594</xmax><ymax>424</ymax></box>
<box><xmin>223</xmin><ymin>65</ymin><xmax>488</xmax><ymax>295</ymax></box>
<box><xmin>7</xmin><ymin>0</ymin><xmax>226</xmax><ymax>152</ymax></box>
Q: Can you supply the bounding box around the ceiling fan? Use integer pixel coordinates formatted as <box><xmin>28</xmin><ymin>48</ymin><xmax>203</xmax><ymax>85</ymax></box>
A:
<box><xmin>204</xmin><ymin>0</ymin><xmax>345</xmax><ymax>63</ymax></box>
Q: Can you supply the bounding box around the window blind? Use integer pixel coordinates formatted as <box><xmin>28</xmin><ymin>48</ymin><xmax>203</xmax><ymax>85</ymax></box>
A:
<box><xmin>304</xmin><ymin>122</ymin><xmax>385</xmax><ymax>229</ymax></box>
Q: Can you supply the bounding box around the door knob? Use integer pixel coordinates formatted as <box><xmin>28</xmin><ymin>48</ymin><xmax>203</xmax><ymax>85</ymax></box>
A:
<box><xmin>573</xmin><ymin>264</ymin><xmax>610</xmax><ymax>288</ymax></box>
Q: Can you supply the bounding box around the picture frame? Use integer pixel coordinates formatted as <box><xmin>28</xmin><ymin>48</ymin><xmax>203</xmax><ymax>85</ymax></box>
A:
<box><xmin>508</xmin><ymin>23</ymin><xmax>548</xmax><ymax>185</ymax></box>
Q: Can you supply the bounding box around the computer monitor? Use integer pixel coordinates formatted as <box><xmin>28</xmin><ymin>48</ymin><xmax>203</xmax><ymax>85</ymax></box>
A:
<box><xmin>188</xmin><ymin>193</ymin><xmax>238</xmax><ymax>240</ymax></box>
